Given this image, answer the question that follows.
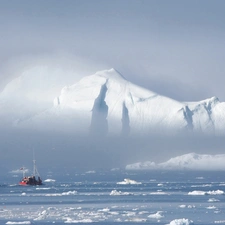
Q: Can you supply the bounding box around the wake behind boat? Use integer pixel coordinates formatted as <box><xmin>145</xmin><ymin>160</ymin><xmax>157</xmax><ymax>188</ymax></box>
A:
<box><xmin>19</xmin><ymin>157</ymin><xmax>42</xmax><ymax>186</ymax></box>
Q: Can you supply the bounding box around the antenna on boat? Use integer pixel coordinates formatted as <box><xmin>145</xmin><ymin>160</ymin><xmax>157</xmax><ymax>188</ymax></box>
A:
<box><xmin>32</xmin><ymin>149</ymin><xmax>40</xmax><ymax>177</ymax></box>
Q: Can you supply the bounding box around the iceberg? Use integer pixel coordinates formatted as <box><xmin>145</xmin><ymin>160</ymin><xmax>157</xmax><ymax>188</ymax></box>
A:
<box><xmin>2</xmin><ymin>68</ymin><xmax>224</xmax><ymax>137</ymax></box>
<box><xmin>126</xmin><ymin>153</ymin><xmax>225</xmax><ymax>171</ymax></box>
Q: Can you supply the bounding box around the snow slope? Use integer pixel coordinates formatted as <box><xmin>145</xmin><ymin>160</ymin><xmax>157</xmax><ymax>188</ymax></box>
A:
<box><xmin>1</xmin><ymin>68</ymin><xmax>225</xmax><ymax>136</ymax></box>
<box><xmin>126</xmin><ymin>153</ymin><xmax>225</xmax><ymax>170</ymax></box>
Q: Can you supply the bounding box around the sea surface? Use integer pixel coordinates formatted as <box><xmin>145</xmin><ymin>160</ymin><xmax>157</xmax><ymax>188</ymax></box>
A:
<box><xmin>1</xmin><ymin>170</ymin><xmax>225</xmax><ymax>224</ymax></box>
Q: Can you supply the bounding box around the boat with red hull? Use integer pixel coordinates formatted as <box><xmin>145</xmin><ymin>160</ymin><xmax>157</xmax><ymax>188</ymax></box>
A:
<box><xmin>19</xmin><ymin>157</ymin><xmax>43</xmax><ymax>186</ymax></box>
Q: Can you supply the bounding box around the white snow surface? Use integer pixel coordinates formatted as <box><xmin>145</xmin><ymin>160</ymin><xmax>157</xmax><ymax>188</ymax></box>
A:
<box><xmin>126</xmin><ymin>153</ymin><xmax>225</xmax><ymax>171</ymax></box>
<box><xmin>2</xmin><ymin>68</ymin><xmax>223</xmax><ymax>136</ymax></box>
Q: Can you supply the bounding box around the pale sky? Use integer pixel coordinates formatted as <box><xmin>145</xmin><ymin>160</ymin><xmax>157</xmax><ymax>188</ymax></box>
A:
<box><xmin>1</xmin><ymin>0</ymin><xmax>225</xmax><ymax>101</ymax></box>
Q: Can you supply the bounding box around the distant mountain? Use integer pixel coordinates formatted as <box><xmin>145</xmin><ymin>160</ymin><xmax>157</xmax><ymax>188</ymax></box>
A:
<box><xmin>126</xmin><ymin>153</ymin><xmax>225</xmax><ymax>171</ymax></box>
<box><xmin>1</xmin><ymin>68</ymin><xmax>225</xmax><ymax>136</ymax></box>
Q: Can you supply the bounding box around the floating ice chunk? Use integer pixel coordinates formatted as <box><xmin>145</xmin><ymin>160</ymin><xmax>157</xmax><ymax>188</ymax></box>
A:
<box><xmin>117</xmin><ymin>178</ymin><xmax>142</xmax><ymax>185</ymax></box>
<box><xmin>207</xmin><ymin>190</ymin><xmax>224</xmax><ymax>195</ymax></box>
<box><xmin>44</xmin><ymin>179</ymin><xmax>56</xmax><ymax>182</ymax></box>
<box><xmin>6</xmin><ymin>222</ymin><xmax>31</xmax><ymax>225</ymax></box>
<box><xmin>188</xmin><ymin>191</ymin><xmax>206</xmax><ymax>195</ymax></box>
<box><xmin>179</xmin><ymin>205</ymin><xmax>186</xmax><ymax>208</ymax></box>
<box><xmin>167</xmin><ymin>218</ymin><xmax>193</xmax><ymax>225</ymax></box>
<box><xmin>21</xmin><ymin>192</ymin><xmax>26</xmax><ymax>196</ymax></box>
<box><xmin>62</xmin><ymin>190</ymin><xmax>78</xmax><ymax>195</ymax></box>
<box><xmin>215</xmin><ymin>220</ymin><xmax>225</xmax><ymax>223</ymax></box>
<box><xmin>206</xmin><ymin>206</ymin><xmax>217</xmax><ymax>209</ymax></box>
<box><xmin>188</xmin><ymin>190</ymin><xmax>224</xmax><ymax>195</ymax></box>
<box><xmin>34</xmin><ymin>210</ymin><xmax>48</xmax><ymax>221</ymax></box>
<box><xmin>110</xmin><ymin>190</ymin><xmax>132</xmax><ymax>196</ymax></box>
<box><xmin>188</xmin><ymin>205</ymin><xmax>195</xmax><ymax>208</ymax></box>
<box><xmin>208</xmin><ymin>198</ymin><xmax>220</xmax><ymax>202</ymax></box>
<box><xmin>64</xmin><ymin>218</ymin><xmax>93</xmax><ymax>223</ymax></box>
<box><xmin>148</xmin><ymin>211</ymin><xmax>164</xmax><ymax>219</ymax></box>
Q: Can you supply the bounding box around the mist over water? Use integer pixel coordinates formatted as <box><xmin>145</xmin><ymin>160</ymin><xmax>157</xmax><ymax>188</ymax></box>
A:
<box><xmin>1</xmin><ymin>123</ymin><xmax>224</xmax><ymax>175</ymax></box>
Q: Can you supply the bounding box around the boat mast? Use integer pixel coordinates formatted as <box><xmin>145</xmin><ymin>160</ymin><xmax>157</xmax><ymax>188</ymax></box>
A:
<box><xmin>22</xmin><ymin>166</ymin><xmax>25</xmax><ymax>178</ymax></box>
<box><xmin>32</xmin><ymin>150</ymin><xmax>40</xmax><ymax>177</ymax></box>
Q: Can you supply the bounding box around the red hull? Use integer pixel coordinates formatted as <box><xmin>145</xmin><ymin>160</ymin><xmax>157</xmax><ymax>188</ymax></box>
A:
<box><xmin>19</xmin><ymin>176</ymin><xmax>43</xmax><ymax>186</ymax></box>
<box><xmin>19</xmin><ymin>181</ymin><xmax>27</xmax><ymax>186</ymax></box>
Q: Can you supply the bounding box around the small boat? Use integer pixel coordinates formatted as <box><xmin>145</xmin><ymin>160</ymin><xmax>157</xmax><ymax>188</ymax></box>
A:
<box><xmin>19</xmin><ymin>158</ymin><xmax>43</xmax><ymax>186</ymax></box>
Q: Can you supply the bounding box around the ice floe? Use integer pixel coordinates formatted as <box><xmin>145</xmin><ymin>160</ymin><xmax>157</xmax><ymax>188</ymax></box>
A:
<box><xmin>44</xmin><ymin>179</ymin><xmax>56</xmax><ymax>182</ymax></box>
<box><xmin>62</xmin><ymin>190</ymin><xmax>78</xmax><ymax>195</ymax></box>
<box><xmin>167</xmin><ymin>218</ymin><xmax>193</xmax><ymax>225</ymax></box>
<box><xmin>117</xmin><ymin>178</ymin><xmax>142</xmax><ymax>185</ymax></box>
<box><xmin>110</xmin><ymin>190</ymin><xmax>132</xmax><ymax>196</ymax></box>
<box><xmin>206</xmin><ymin>206</ymin><xmax>216</xmax><ymax>209</ymax></box>
<box><xmin>208</xmin><ymin>198</ymin><xmax>220</xmax><ymax>202</ymax></box>
<box><xmin>148</xmin><ymin>211</ymin><xmax>164</xmax><ymax>219</ymax></box>
<box><xmin>64</xmin><ymin>218</ymin><xmax>93</xmax><ymax>223</ymax></box>
<box><xmin>188</xmin><ymin>190</ymin><xmax>224</xmax><ymax>195</ymax></box>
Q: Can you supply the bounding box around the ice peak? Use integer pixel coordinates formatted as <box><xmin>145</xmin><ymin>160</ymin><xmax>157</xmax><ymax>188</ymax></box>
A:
<box><xmin>94</xmin><ymin>68</ymin><xmax>126</xmax><ymax>82</ymax></box>
<box><xmin>200</xmin><ymin>96</ymin><xmax>219</xmax><ymax>104</ymax></box>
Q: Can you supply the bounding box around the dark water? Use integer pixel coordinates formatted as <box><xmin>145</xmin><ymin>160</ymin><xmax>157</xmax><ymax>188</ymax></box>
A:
<box><xmin>1</xmin><ymin>170</ymin><xmax>225</xmax><ymax>224</ymax></box>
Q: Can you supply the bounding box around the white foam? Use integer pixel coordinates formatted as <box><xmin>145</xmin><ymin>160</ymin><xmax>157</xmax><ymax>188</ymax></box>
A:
<box><xmin>36</xmin><ymin>187</ymin><xmax>51</xmax><ymax>190</ymax></box>
<box><xmin>45</xmin><ymin>193</ymin><xmax>62</xmax><ymax>196</ymax></box>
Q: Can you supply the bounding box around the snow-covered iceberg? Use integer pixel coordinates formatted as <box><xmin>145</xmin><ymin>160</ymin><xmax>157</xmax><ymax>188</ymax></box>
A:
<box><xmin>1</xmin><ymin>68</ymin><xmax>224</xmax><ymax>137</ymax></box>
<box><xmin>126</xmin><ymin>153</ymin><xmax>225</xmax><ymax>171</ymax></box>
